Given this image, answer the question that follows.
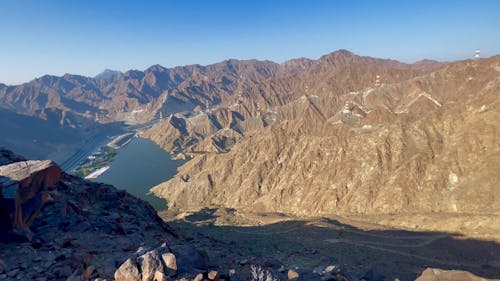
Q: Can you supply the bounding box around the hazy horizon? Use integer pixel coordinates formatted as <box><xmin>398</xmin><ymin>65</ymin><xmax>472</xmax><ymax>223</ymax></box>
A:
<box><xmin>1</xmin><ymin>0</ymin><xmax>499</xmax><ymax>85</ymax></box>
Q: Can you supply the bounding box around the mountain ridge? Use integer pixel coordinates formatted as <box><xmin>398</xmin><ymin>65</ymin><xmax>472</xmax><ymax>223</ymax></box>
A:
<box><xmin>148</xmin><ymin>54</ymin><xmax>500</xmax><ymax>241</ymax></box>
<box><xmin>0</xmin><ymin>50</ymin><xmax>444</xmax><ymax>125</ymax></box>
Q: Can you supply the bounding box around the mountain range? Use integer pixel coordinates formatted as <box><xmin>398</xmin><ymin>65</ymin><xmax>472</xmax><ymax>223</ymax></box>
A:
<box><xmin>145</xmin><ymin>51</ymin><xmax>500</xmax><ymax>241</ymax></box>
<box><xmin>1</xmin><ymin>50</ymin><xmax>498</xmax><ymax>241</ymax></box>
<box><xmin>1</xmin><ymin>49</ymin><xmax>500</xmax><ymax>281</ymax></box>
<box><xmin>0</xmin><ymin>50</ymin><xmax>442</xmax><ymax>126</ymax></box>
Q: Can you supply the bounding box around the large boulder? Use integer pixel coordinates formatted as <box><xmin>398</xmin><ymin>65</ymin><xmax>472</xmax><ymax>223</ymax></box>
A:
<box><xmin>415</xmin><ymin>268</ymin><xmax>500</xmax><ymax>281</ymax></box>
<box><xmin>115</xmin><ymin>245</ymin><xmax>177</xmax><ymax>281</ymax></box>
<box><xmin>139</xmin><ymin>250</ymin><xmax>164</xmax><ymax>281</ymax></box>
<box><xmin>161</xmin><ymin>252</ymin><xmax>177</xmax><ymax>276</ymax></box>
<box><xmin>114</xmin><ymin>258</ymin><xmax>142</xmax><ymax>281</ymax></box>
<box><xmin>0</xmin><ymin>150</ymin><xmax>176</xmax><ymax>281</ymax></box>
<box><xmin>0</xmin><ymin>160</ymin><xmax>61</xmax><ymax>241</ymax></box>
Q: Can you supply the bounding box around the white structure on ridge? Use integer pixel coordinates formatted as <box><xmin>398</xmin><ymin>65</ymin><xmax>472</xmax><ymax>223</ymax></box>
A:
<box><xmin>342</xmin><ymin>101</ymin><xmax>352</xmax><ymax>117</ymax></box>
<box><xmin>475</xmin><ymin>49</ymin><xmax>481</xmax><ymax>59</ymax></box>
<box><xmin>375</xmin><ymin>75</ymin><xmax>381</xmax><ymax>87</ymax></box>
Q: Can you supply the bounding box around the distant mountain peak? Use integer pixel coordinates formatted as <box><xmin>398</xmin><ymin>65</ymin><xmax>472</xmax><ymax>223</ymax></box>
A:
<box><xmin>146</xmin><ymin>64</ymin><xmax>168</xmax><ymax>72</ymax></box>
<box><xmin>95</xmin><ymin>69</ymin><xmax>122</xmax><ymax>80</ymax></box>
<box><xmin>409</xmin><ymin>59</ymin><xmax>445</xmax><ymax>71</ymax></box>
<box><xmin>414</xmin><ymin>59</ymin><xmax>440</xmax><ymax>64</ymax></box>
<box><xmin>318</xmin><ymin>49</ymin><xmax>358</xmax><ymax>63</ymax></box>
<box><xmin>333</xmin><ymin>49</ymin><xmax>355</xmax><ymax>55</ymax></box>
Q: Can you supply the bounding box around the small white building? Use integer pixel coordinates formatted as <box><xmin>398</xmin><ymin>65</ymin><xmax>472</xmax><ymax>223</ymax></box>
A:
<box><xmin>342</xmin><ymin>101</ymin><xmax>352</xmax><ymax>116</ymax></box>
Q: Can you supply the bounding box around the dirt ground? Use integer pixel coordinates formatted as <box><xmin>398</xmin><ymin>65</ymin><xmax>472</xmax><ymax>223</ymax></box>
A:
<box><xmin>160</xmin><ymin>208</ymin><xmax>500</xmax><ymax>281</ymax></box>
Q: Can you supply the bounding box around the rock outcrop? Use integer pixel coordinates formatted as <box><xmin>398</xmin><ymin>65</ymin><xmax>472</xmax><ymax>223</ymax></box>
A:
<box><xmin>114</xmin><ymin>243</ymin><xmax>209</xmax><ymax>281</ymax></box>
<box><xmin>0</xmin><ymin>159</ymin><xmax>61</xmax><ymax>241</ymax></box>
<box><xmin>0</xmin><ymin>149</ymin><xmax>175</xmax><ymax>280</ymax></box>
<box><xmin>415</xmin><ymin>268</ymin><xmax>500</xmax><ymax>281</ymax></box>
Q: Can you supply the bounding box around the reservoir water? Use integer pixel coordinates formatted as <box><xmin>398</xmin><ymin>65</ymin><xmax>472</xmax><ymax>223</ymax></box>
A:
<box><xmin>93</xmin><ymin>137</ymin><xmax>185</xmax><ymax>210</ymax></box>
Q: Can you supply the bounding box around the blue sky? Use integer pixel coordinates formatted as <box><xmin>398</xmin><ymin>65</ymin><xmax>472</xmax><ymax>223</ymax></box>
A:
<box><xmin>0</xmin><ymin>0</ymin><xmax>499</xmax><ymax>85</ymax></box>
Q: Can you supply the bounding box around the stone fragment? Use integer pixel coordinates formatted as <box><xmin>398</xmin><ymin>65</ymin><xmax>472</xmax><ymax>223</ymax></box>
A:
<box><xmin>140</xmin><ymin>250</ymin><xmax>164</xmax><ymax>281</ymax></box>
<box><xmin>161</xmin><ymin>252</ymin><xmax>177</xmax><ymax>276</ymax></box>
<box><xmin>324</xmin><ymin>265</ymin><xmax>336</xmax><ymax>273</ymax></box>
<box><xmin>193</xmin><ymin>273</ymin><xmax>204</xmax><ymax>281</ymax></box>
<box><xmin>208</xmin><ymin>270</ymin><xmax>219</xmax><ymax>280</ymax></box>
<box><xmin>288</xmin><ymin>269</ymin><xmax>299</xmax><ymax>280</ymax></box>
<box><xmin>114</xmin><ymin>258</ymin><xmax>141</xmax><ymax>281</ymax></box>
<box><xmin>153</xmin><ymin>270</ymin><xmax>168</xmax><ymax>281</ymax></box>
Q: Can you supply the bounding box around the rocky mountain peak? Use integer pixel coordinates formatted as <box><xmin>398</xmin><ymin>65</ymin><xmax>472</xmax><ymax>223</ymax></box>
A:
<box><xmin>94</xmin><ymin>69</ymin><xmax>122</xmax><ymax>80</ymax></box>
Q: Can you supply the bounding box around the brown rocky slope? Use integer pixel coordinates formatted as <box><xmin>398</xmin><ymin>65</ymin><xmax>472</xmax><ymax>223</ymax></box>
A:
<box><xmin>0</xmin><ymin>148</ymin><xmax>178</xmax><ymax>280</ymax></box>
<box><xmin>0</xmin><ymin>50</ymin><xmax>442</xmax><ymax>162</ymax></box>
<box><xmin>143</xmin><ymin>50</ymin><xmax>442</xmax><ymax>153</ymax></box>
<box><xmin>0</xmin><ymin>59</ymin><xmax>310</xmax><ymax>126</ymax></box>
<box><xmin>150</xmin><ymin>55</ymin><xmax>500</xmax><ymax>241</ymax></box>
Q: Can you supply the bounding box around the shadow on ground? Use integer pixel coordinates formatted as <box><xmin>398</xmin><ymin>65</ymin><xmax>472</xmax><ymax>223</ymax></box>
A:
<box><xmin>162</xmin><ymin>208</ymin><xmax>500</xmax><ymax>281</ymax></box>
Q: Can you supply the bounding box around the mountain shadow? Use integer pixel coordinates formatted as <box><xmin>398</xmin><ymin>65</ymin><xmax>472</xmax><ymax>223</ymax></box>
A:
<box><xmin>162</xmin><ymin>208</ymin><xmax>500</xmax><ymax>281</ymax></box>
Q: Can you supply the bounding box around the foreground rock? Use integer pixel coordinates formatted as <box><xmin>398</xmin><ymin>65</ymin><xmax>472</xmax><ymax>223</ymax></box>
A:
<box><xmin>114</xmin><ymin>243</ymin><xmax>216</xmax><ymax>281</ymax></box>
<box><xmin>415</xmin><ymin>268</ymin><xmax>500</xmax><ymax>281</ymax></box>
<box><xmin>0</xmin><ymin>159</ymin><xmax>61</xmax><ymax>241</ymax></box>
<box><xmin>0</xmin><ymin>149</ymin><xmax>174</xmax><ymax>281</ymax></box>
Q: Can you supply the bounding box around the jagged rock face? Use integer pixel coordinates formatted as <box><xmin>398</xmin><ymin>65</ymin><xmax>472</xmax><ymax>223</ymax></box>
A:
<box><xmin>144</xmin><ymin>50</ymin><xmax>439</xmax><ymax>153</ymax></box>
<box><xmin>143</xmin><ymin>107</ymin><xmax>249</xmax><ymax>153</ymax></box>
<box><xmin>0</xmin><ymin>58</ymin><xmax>307</xmax><ymax>126</ymax></box>
<box><xmin>150</xmin><ymin>56</ymin><xmax>500</xmax><ymax>238</ymax></box>
<box><xmin>0</xmin><ymin>149</ymin><xmax>174</xmax><ymax>281</ymax></box>
<box><xmin>0</xmin><ymin>160</ymin><xmax>61</xmax><ymax>238</ymax></box>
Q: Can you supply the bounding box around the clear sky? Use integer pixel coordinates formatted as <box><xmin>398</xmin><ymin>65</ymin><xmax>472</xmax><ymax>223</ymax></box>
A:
<box><xmin>1</xmin><ymin>0</ymin><xmax>499</xmax><ymax>85</ymax></box>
